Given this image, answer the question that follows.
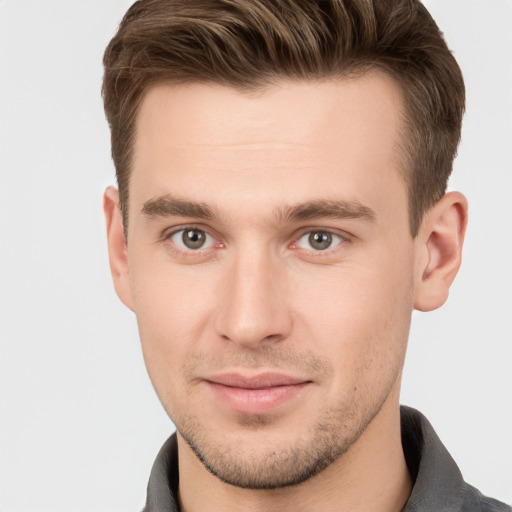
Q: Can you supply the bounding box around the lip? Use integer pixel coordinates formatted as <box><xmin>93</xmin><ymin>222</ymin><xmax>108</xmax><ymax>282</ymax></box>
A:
<box><xmin>205</xmin><ymin>372</ymin><xmax>312</xmax><ymax>415</ymax></box>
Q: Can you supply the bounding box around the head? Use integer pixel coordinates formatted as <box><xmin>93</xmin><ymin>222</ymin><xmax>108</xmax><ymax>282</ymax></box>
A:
<box><xmin>103</xmin><ymin>0</ymin><xmax>467</xmax><ymax>491</ymax></box>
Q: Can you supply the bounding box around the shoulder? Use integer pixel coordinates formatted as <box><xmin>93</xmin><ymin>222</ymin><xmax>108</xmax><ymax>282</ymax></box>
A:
<box><xmin>400</xmin><ymin>406</ymin><xmax>511</xmax><ymax>512</ymax></box>
<box><xmin>460</xmin><ymin>483</ymin><xmax>511</xmax><ymax>512</ymax></box>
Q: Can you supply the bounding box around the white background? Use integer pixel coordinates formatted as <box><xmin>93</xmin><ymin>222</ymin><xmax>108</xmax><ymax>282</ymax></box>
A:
<box><xmin>1</xmin><ymin>1</ymin><xmax>511</xmax><ymax>510</ymax></box>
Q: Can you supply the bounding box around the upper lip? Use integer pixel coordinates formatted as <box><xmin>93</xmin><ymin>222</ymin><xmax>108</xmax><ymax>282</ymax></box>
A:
<box><xmin>206</xmin><ymin>372</ymin><xmax>310</xmax><ymax>389</ymax></box>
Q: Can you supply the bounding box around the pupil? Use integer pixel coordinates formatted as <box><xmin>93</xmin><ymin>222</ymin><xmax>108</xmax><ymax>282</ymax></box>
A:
<box><xmin>309</xmin><ymin>231</ymin><xmax>332</xmax><ymax>250</ymax></box>
<box><xmin>183</xmin><ymin>229</ymin><xmax>205</xmax><ymax>249</ymax></box>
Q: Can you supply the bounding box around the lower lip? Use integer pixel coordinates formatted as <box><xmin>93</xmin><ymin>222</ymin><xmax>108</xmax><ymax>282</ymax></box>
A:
<box><xmin>206</xmin><ymin>381</ymin><xmax>310</xmax><ymax>415</ymax></box>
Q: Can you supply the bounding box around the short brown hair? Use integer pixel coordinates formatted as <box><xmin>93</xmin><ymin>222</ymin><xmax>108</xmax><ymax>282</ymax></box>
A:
<box><xmin>102</xmin><ymin>0</ymin><xmax>465</xmax><ymax>236</ymax></box>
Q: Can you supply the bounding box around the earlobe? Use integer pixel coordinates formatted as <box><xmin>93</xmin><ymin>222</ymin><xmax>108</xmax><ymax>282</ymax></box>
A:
<box><xmin>414</xmin><ymin>191</ymin><xmax>468</xmax><ymax>312</ymax></box>
<box><xmin>103</xmin><ymin>187</ymin><xmax>135</xmax><ymax>312</ymax></box>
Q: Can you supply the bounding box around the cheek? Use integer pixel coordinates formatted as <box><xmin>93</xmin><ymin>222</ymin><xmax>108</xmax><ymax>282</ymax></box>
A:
<box><xmin>130</xmin><ymin>243</ymin><xmax>217</xmax><ymax>333</ymax></box>
<box><xmin>128</xmin><ymin>255</ymin><xmax>219</xmax><ymax>400</ymax></box>
<box><xmin>293</xmin><ymin>256</ymin><xmax>414</xmax><ymax>385</ymax></box>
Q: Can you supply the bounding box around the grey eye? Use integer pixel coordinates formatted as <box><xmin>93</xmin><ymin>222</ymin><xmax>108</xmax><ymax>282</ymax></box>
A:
<box><xmin>296</xmin><ymin>231</ymin><xmax>343</xmax><ymax>251</ymax></box>
<box><xmin>171</xmin><ymin>229</ymin><xmax>213</xmax><ymax>250</ymax></box>
<box><xmin>308</xmin><ymin>231</ymin><xmax>332</xmax><ymax>250</ymax></box>
<box><xmin>183</xmin><ymin>229</ymin><xmax>206</xmax><ymax>249</ymax></box>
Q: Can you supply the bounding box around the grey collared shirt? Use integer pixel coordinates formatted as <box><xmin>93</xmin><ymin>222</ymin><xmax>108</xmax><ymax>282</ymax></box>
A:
<box><xmin>142</xmin><ymin>406</ymin><xmax>511</xmax><ymax>511</ymax></box>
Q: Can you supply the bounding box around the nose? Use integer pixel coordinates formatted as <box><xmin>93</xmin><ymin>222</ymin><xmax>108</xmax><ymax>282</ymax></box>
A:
<box><xmin>213</xmin><ymin>246</ymin><xmax>293</xmax><ymax>349</ymax></box>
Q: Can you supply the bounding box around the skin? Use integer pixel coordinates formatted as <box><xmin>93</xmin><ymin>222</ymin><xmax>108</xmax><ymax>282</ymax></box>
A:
<box><xmin>104</xmin><ymin>72</ymin><xmax>467</xmax><ymax>512</ymax></box>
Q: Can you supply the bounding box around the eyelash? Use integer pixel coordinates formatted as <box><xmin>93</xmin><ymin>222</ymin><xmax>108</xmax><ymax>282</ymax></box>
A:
<box><xmin>161</xmin><ymin>225</ymin><xmax>350</xmax><ymax>259</ymax></box>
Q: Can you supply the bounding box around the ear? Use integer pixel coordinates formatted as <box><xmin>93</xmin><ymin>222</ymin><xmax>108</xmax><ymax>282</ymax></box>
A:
<box><xmin>414</xmin><ymin>191</ymin><xmax>468</xmax><ymax>312</ymax></box>
<box><xmin>103</xmin><ymin>187</ymin><xmax>135</xmax><ymax>311</ymax></box>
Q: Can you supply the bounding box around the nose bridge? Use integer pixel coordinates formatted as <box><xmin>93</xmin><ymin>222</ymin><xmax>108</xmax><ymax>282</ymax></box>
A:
<box><xmin>214</xmin><ymin>240</ymin><xmax>291</xmax><ymax>347</ymax></box>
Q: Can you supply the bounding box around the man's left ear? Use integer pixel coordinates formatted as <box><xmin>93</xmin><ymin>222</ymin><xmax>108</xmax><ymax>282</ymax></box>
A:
<box><xmin>414</xmin><ymin>191</ymin><xmax>468</xmax><ymax>312</ymax></box>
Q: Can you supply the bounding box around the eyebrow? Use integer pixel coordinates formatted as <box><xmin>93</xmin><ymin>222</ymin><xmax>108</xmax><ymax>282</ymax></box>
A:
<box><xmin>141</xmin><ymin>195</ymin><xmax>376</xmax><ymax>224</ymax></box>
<box><xmin>276</xmin><ymin>199</ymin><xmax>376</xmax><ymax>224</ymax></box>
<box><xmin>142</xmin><ymin>195</ymin><xmax>217</xmax><ymax>220</ymax></box>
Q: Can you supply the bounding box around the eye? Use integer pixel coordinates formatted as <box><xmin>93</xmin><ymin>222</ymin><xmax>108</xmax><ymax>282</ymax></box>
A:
<box><xmin>170</xmin><ymin>228</ymin><xmax>215</xmax><ymax>251</ymax></box>
<box><xmin>296</xmin><ymin>230</ymin><xmax>343</xmax><ymax>251</ymax></box>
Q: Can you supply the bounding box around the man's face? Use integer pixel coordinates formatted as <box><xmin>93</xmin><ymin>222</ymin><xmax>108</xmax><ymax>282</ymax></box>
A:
<box><xmin>124</xmin><ymin>73</ymin><xmax>419</xmax><ymax>488</ymax></box>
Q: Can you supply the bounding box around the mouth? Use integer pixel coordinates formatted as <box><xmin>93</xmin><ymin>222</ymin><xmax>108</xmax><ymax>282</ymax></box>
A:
<box><xmin>204</xmin><ymin>372</ymin><xmax>312</xmax><ymax>415</ymax></box>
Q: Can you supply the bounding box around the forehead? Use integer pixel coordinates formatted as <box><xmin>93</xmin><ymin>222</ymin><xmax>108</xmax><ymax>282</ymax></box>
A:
<box><xmin>130</xmin><ymin>73</ymin><xmax>407</xmax><ymax>225</ymax></box>
<box><xmin>135</xmin><ymin>71</ymin><xmax>404</xmax><ymax>152</ymax></box>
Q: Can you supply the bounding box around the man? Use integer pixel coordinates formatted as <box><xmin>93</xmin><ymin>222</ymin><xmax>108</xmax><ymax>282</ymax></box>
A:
<box><xmin>101</xmin><ymin>1</ymin><xmax>511</xmax><ymax>511</ymax></box>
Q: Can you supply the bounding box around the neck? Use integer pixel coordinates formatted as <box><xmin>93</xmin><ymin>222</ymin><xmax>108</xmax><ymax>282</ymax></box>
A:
<box><xmin>177</xmin><ymin>388</ymin><xmax>411</xmax><ymax>512</ymax></box>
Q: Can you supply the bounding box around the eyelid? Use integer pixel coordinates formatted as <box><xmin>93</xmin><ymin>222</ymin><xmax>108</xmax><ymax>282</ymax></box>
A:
<box><xmin>161</xmin><ymin>223</ymin><xmax>214</xmax><ymax>241</ymax></box>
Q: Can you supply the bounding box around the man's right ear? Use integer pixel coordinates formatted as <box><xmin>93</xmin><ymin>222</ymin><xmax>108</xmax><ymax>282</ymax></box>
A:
<box><xmin>103</xmin><ymin>187</ymin><xmax>135</xmax><ymax>311</ymax></box>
